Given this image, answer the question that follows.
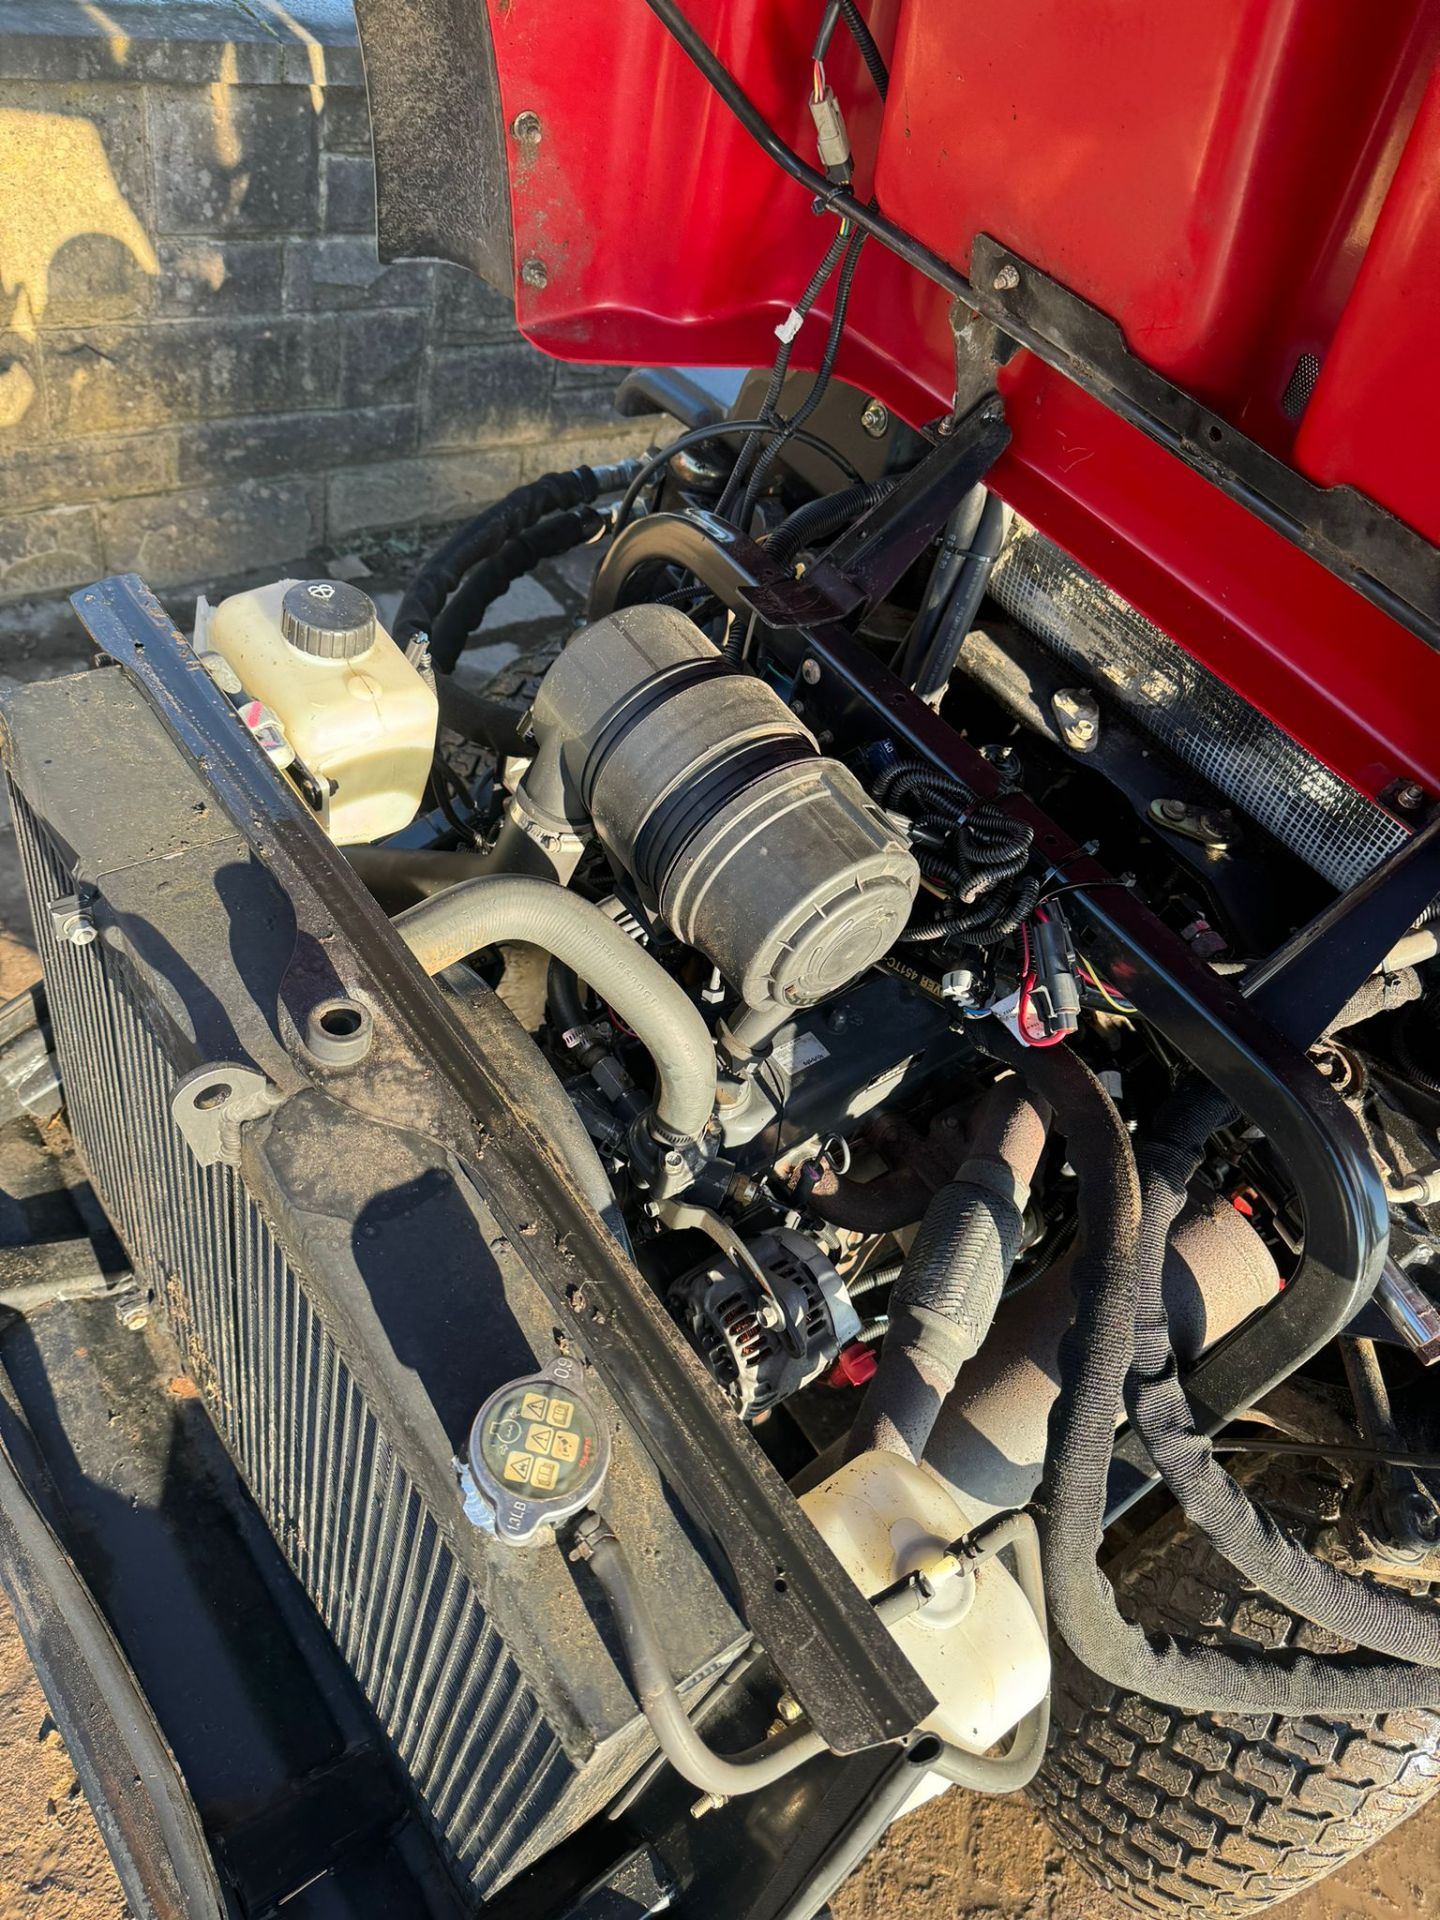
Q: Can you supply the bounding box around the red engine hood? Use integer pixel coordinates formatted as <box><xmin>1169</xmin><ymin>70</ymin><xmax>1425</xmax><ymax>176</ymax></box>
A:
<box><xmin>356</xmin><ymin>0</ymin><xmax>1440</xmax><ymax>815</ymax></box>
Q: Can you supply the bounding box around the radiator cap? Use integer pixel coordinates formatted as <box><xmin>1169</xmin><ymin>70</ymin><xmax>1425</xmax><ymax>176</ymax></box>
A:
<box><xmin>460</xmin><ymin>1355</ymin><xmax>609</xmax><ymax>1546</ymax></box>
<box><xmin>281</xmin><ymin>579</ymin><xmax>377</xmax><ymax>659</ymax></box>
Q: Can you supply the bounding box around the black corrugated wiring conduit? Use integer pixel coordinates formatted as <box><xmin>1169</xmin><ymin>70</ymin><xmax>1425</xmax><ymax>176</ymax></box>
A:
<box><xmin>765</xmin><ymin>476</ymin><xmax>899</xmax><ymax>569</ymax></box>
<box><xmin>428</xmin><ymin>503</ymin><xmax>607</xmax><ymax>673</ymax></box>
<box><xmin>393</xmin><ymin>461</ymin><xmax>639</xmax><ymax>654</ymax></box>
<box><xmin>983</xmin><ymin>1023</ymin><xmax>1440</xmax><ymax>1713</ymax></box>
<box><xmin>847</xmin><ymin>1076</ymin><xmax>1049</xmax><ymax>1463</ymax></box>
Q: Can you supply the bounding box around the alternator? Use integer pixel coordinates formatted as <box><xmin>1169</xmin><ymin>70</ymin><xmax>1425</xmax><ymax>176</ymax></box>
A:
<box><xmin>671</xmin><ymin>1229</ymin><xmax>860</xmax><ymax>1421</ymax></box>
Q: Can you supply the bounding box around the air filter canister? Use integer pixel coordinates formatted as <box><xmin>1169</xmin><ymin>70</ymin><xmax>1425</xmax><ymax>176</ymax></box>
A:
<box><xmin>525</xmin><ymin>606</ymin><xmax>918</xmax><ymax>1008</ymax></box>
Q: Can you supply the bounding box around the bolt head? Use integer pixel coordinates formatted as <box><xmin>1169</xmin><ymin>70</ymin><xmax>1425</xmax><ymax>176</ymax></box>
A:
<box><xmin>800</xmin><ymin>657</ymin><xmax>822</xmax><ymax>685</ymax></box>
<box><xmin>860</xmin><ymin>398</ymin><xmax>889</xmax><ymax>438</ymax></box>
<box><xmin>510</xmin><ymin>110</ymin><xmax>542</xmax><ymax>143</ymax></box>
<box><xmin>520</xmin><ymin>257</ymin><xmax>549</xmax><ymax>290</ymax></box>
<box><xmin>992</xmin><ymin>263</ymin><xmax>1021</xmax><ymax>292</ymax></box>
<box><xmin>1395</xmin><ymin>781</ymin><xmax>1426</xmax><ymax>812</ymax></box>
<box><xmin>119</xmin><ymin>1302</ymin><xmax>150</xmax><ymax>1331</ymax></box>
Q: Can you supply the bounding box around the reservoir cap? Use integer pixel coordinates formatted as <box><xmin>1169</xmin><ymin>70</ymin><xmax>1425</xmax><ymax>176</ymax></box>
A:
<box><xmin>281</xmin><ymin>579</ymin><xmax>377</xmax><ymax>660</ymax></box>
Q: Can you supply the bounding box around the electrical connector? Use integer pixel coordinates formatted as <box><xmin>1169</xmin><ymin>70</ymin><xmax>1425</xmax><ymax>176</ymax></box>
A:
<box><xmin>809</xmin><ymin>85</ymin><xmax>853</xmax><ymax>184</ymax></box>
<box><xmin>1030</xmin><ymin>907</ymin><xmax>1082</xmax><ymax>1037</ymax></box>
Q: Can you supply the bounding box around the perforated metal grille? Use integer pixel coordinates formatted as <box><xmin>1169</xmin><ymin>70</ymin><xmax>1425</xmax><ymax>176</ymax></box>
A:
<box><xmin>1281</xmin><ymin>351</ymin><xmax>1323</xmax><ymax>422</ymax></box>
<box><xmin>11</xmin><ymin>786</ymin><xmax>571</xmax><ymax>1896</ymax></box>
<box><xmin>989</xmin><ymin>528</ymin><xmax>1405</xmax><ymax>890</ymax></box>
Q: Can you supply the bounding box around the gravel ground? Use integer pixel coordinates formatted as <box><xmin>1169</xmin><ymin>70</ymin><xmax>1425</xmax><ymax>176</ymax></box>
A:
<box><xmin>0</xmin><ymin>580</ymin><xmax>1437</xmax><ymax>1920</ymax></box>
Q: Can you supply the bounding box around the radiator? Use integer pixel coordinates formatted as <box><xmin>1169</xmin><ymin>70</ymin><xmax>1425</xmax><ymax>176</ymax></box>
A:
<box><xmin>4</xmin><ymin>664</ymin><xmax>740</xmax><ymax>1901</ymax></box>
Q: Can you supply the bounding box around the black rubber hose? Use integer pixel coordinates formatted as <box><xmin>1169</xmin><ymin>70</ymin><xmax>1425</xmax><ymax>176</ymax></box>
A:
<box><xmin>547</xmin><ymin>959</ymin><xmax>610</xmax><ymax>1071</ymax></box>
<box><xmin>897</xmin><ymin>488</ymin><xmax>987</xmax><ymax>688</ymax></box>
<box><xmin>848</xmin><ymin>1078</ymin><xmax>1048</xmax><ymax>1462</ymax></box>
<box><xmin>394</xmin><ymin>462</ymin><xmax>635</xmax><ymax>646</ymax></box>
<box><xmin>912</xmin><ymin>493</ymin><xmax>1010</xmax><ymax>700</ymax></box>
<box><xmin>429</xmin><ymin>505</ymin><xmax>605</xmax><ymax>672</ymax></box>
<box><xmin>1127</xmin><ymin>1084</ymin><xmax>1440</xmax><ymax>1670</ymax></box>
<box><xmin>766</xmin><ymin>477</ymin><xmax>898</xmax><ymax>568</ymax></box>
<box><xmin>984</xmin><ymin>1023</ymin><xmax>1440</xmax><ymax>1714</ymax></box>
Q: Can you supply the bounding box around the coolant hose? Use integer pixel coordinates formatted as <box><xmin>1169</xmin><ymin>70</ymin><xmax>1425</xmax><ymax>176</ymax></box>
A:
<box><xmin>984</xmin><ymin>1023</ymin><xmax>1440</xmax><ymax>1714</ymax></box>
<box><xmin>848</xmin><ymin>1077</ymin><xmax>1048</xmax><ymax>1463</ymax></box>
<box><xmin>393</xmin><ymin>876</ymin><xmax>716</xmax><ymax>1147</ymax></box>
<box><xmin>576</xmin><ymin>1514</ymin><xmax>827</xmax><ymax>1795</ymax></box>
<box><xmin>928</xmin><ymin>1511</ymin><xmax>1050</xmax><ymax>1793</ymax></box>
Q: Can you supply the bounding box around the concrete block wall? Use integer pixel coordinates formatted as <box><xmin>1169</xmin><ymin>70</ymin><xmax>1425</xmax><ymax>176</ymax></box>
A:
<box><xmin>0</xmin><ymin>0</ymin><xmax>656</xmax><ymax>608</ymax></box>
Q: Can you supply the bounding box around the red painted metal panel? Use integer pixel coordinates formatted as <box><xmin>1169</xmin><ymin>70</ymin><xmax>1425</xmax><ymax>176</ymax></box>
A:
<box><xmin>481</xmin><ymin>0</ymin><xmax>1440</xmax><ymax>811</ymax></box>
<box><xmin>993</xmin><ymin>356</ymin><xmax>1439</xmax><ymax>801</ymax></box>
<box><xmin>1294</xmin><ymin>65</ymin><xmax>1440</xmax><ymax>547</ymax></box>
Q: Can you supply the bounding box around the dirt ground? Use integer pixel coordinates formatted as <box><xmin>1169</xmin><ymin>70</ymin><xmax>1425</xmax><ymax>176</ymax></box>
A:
<box><xmin>0</xmin><ymin>660</ymin><xmax>1436</xmax><ymax>1920</ymax></box>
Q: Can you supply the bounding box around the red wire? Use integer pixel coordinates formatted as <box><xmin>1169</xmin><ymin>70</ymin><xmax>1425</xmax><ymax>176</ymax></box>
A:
<box><xmin>1016</xmin><ymin>918</ymin><xmax>1067</xmax><ymax>1046</ymax></box>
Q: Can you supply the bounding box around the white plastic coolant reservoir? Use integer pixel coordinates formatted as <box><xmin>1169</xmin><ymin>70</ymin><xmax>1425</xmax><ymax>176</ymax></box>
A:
<box><xmin>801</xmin><ymin>1452</ymin><xmax>1049</xmax><ymax>1754</ymax></box>
<box><xmin>206</xmin><ymin>578</ymin><xmax>438</xmax><ymax>844</ymax></box>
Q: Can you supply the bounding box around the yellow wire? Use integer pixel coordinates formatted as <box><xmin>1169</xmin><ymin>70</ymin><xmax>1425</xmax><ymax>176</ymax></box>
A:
<box><xmin>1078</xmin><ymin>954</ymin><xmax>1133</xmax><ymax>1014</ymax></box>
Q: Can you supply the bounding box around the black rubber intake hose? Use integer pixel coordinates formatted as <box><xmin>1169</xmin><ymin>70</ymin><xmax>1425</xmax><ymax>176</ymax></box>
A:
<box><xmin>1128</xmin><ymin>1084</ymin><xmax>1440</xmax><ymax>1673</ymax></box>
<box><xmin>765</xmin><ymin>478</ymin><xmax>898</xmax><ymax>569</ymax></box>
<box><xmin>848</xmin><ymin>1078</ymin><xmax>1049</xmax><ymax>1464</ymax></box>
<box><xmin>984</xmin><ymin>1023</ymin><xmax>1440</xmax><ymax>1714</ymax></box>
<box><xmin>429</xmin><ymin>504</ymin><xmax>605</xmax><ymax>672</ymax></box>
<box><xmin>393</xmin><ymin>462</ymin><xmax>637</xmax><ymax>647</ymax></box>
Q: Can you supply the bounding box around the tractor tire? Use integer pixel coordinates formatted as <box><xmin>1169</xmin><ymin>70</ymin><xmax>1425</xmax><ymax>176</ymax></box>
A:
<box><xmin>1032</xmin><ymin>1472</ymin><xmax>1440</xmax><ymax>1915</ymax></box>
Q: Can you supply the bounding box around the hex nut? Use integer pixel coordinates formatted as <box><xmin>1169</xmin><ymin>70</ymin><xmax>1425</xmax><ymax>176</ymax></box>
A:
<box><xmin>860</xmin><ymin>398</ymin><xmax>889</xmax><ymax>438</ymax></box>
<box><xmin>992</xmin><ymin>264</ymin><xmax>1021</xmax><ymax>292</ymax></box>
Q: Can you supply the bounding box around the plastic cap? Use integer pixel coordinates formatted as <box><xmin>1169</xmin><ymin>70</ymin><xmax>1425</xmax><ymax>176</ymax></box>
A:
<box><xmin>826</xmin><ymin>1341</ymin><xmax>879</xmax><ymax>1389</ymax></box>
<box><xmin>281</xmin><ymin>580</ymin><xmax>377</xmax><ymax>660</ymax></box>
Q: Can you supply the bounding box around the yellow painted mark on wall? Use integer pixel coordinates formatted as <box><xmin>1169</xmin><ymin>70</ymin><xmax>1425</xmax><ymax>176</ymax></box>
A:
<box><xmin>0</xmin><ymin>109</ymin><xmax>158</xmax><ymax>344</ymax></box>
<box><xmin>257</xmin><ymin>0</ymin><xmax>329</xmax><ymax>114</ymax></box>
<box><xmin>75</xmin><ymin>0</ymin><xmax>131</xmax><ymax>66</ymax></box>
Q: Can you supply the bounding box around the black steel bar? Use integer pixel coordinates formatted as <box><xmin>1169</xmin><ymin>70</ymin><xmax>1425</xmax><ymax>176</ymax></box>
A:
<box><xmin>802</xmin><ymin>397</ymin><xmax>1009</xmax><ymax>614</ymax></box>
<box><xmin>68</xmin><ymin>574</ymin><xmax>929</xmax><ymax>1755</ymax></box>
<box><xmin>1241</xmin><ymin>808</ymin><xmax>1440</xmax><ymax>1049</ymax></box>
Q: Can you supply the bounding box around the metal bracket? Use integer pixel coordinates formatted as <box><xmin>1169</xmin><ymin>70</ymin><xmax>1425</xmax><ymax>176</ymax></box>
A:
<box><xmin>171</xmin><ymin>1064</ymin><xmax>280</xmax><ymax>1168</ymax></box>
<box><xmin>971</xmin><ymin>232</ymin><xmax>1440</xmax><ymax>656</ymax></box>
